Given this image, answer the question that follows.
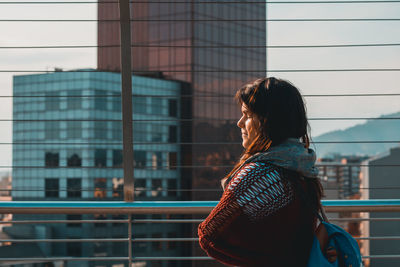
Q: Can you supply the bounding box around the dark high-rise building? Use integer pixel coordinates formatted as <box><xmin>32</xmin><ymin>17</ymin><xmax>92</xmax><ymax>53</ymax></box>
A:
<box><xmin>98</xmin><ymin>1</ymin><xmax>267</xmax><ymax>200</ymax></box>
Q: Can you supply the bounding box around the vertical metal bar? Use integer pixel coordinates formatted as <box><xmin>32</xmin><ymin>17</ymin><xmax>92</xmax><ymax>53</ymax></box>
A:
<box><xmin>119</xmin><ymin>0</ymin><xmax>134</xmax><ymax>202</ymax></box>
<box><xmin>265</xmin><ymin>0</ymin><xmax>268</xmax><ymax>77</ymax></box>
<box><xmin>128</xmin><ymin>214</ymin><xmax>133</xmax><ymax>266</ymax></box>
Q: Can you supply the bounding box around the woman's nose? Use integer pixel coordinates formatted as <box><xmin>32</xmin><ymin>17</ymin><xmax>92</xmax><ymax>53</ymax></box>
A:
<box><xmin>237</xmin><ymin>116</ymin><xmax>244</xmax><ymax>128</ymax></box>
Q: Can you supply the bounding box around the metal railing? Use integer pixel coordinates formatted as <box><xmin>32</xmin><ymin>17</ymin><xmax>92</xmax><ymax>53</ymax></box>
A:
<box><xmin>0</xmin><ymin>200</ymin><xmax>400</xmax><ymax>265</ymax></box>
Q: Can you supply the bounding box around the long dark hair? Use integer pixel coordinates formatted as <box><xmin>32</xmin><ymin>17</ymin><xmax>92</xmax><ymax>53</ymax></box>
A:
<box><xmin>224</xmin><ymin>77</ymin><xmax>323</xmax><ymax>211</ymax></box>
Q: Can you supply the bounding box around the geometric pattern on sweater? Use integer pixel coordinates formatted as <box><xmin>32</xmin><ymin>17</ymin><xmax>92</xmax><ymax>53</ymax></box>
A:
<box><xmin>228</xmin><ymin>162</ymin><xmax>295</xmax><ymax>221</ymax></box>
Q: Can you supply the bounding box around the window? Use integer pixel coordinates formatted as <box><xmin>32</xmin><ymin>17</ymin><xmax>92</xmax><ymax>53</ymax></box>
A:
<box><xmin>94</xmin><ymin>178</ymin><xmax>107</xmax><ymax>199</ymax></box>
<box><xmin>168</xmin><ymin>152</ymin><xmax>177</xmax><ymax>170</ymax></box>
<box><xmin>168</xmin><ymin>99</ymin><xmax>177</xmax><ymax>117</ymax></box>
<box><xmin>95</xmin><ymin>90</ymin><xmax>107</xmax><ymax>110</ymax></box>
<box><xmin>45</xmin><ymin>121</ymin><xmax>60</xmax><ymax>139</ymax></box>
<box><xmin>151</xmin><ymin>124</ymin><xmax>163</xmax><ymax>142</ymax></box>
<box><xmin>152</xmin><ymin>233</ymin><xmax>163</xmax><ymax>250</ymax></box>
<box><xmin>132</xmin><ymin>96</ymin><xmax>147</xmax><ymax>114</ymax></box>
<box><xmin>167</xmin><ymin>232</ymin><xmax>177</xmax><ymax>249</ymax></box>
<box><xmin>45</xmin><ymin>178</ymin><xmax>59</xmax><ymax>198</ymax></box>
<box><xmin>45</xmin><ymin>152</ymin><xmax>59</xmax><ymax>167</ymax></box>
<box><xmin>167</xmin><ymin>179</ymin><xmax>177</xmax><ymax>197</ymax></box>
<box><xmin>134</xmin><ymin>150</ymin><xmax>146</xmax><ymax>168</ymax></box>
<box><xmin>67</xmin><ymin>242</ymin><xmax>81</xmax><ymax>257</ymax></box>
<box><xmin>134</xmin><ymin>179</ymin><xmax>146</xmax><ymax>197</ymax></box>
<box><xmin>151</xmin><ymin>98</ymin><xmax>163</xmax><ymax>115</ymax></box>
<box><xmin>112</xmin><ymin>121</ymin><xmax>122</xmax><ymax>140</ymax></box>
<box><xmin>94</xmin><ymin>121</ymin><xmax>107</xmax><ymax>139</ymax></box>
<box><xmin>67</xmin><ymin>214</ymin><xmax>82</xmax><ymax>228</ymax></box>
<box><xmin>67</xmin><ymin>178</ymin><xmax>81</xmax><ymax>198</ymax></box>
<box><xmin>112</xmin><ymin>177</ymin><xmax>124</xmax><ymax>199</ymax></box>
<box><xmin>113</xmin><ymin>150</ymin><xmax>123</xmax><ymax>167</ymax></box>
<box><xmin>151</xmin><ymin>179</ymin><xmax>162</xmax><ymax>197</ymax></box>
<box><xmin>67</xmin><ymin>90</ymin><xmax>82</xmax><ymax>109</ymax></box>
<box><xmin>67</xmin><ymin>121</ymin><xmax>82</xmax><ymax>139</ymax></box>
<box><xmin>94</xmin><ymin>178</ymin><xmax>107</xmax><ymax>226</ymax></box>
<box><xmin>45</xmin><ymin>92</ymin><xmax>59</xmax><ymax>110</ymax></box>
<box><xmin>113</xmin><ymin>95</ymin><xmax>121</xmax><ymax>112</ymax></box>
<box><xmin>67</xmin><ymin>152</ymin><xmax>82</xmax><ymax>167</ymax></box>
<box><xmin>94</xmin><ymin>242</ymin><xmax>107</xmax><ymax>257</ymax></box>
<box><xmin>133</xmin><ymin>233</ymin><xmax>147</xmax><ymax>253</ymax></box>
<box><xmin>168</xmin><ymin>125</ymin><xmax>177</xmax><ymax>143</ymax></box>
<box><xmin>151</xmin><ymin>152</ymin><xmax>162</xmax><ymax>169</ymax></box>
<box><xmin>95</xmin><ymin>149</ymin><xmax>107</xmax><ymax>167</ymax></box>
<box><xmin>133</xmin><ymin>122</ymin><xmax>147</xmax><ymax>142</ymax></box>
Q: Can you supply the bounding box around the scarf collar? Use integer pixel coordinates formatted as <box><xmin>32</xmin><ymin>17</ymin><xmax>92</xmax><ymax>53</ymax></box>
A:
<box><xmin>248</xmin><ymin>138</ymin><xmax>319</xmax><ymax>178</ymax></box>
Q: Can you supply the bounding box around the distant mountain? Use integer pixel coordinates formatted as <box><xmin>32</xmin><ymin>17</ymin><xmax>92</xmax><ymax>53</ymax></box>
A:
<box><xmin>312</xmin><ymin>112</ymin><xmax>400</xmax><ymax>158</ymax></box>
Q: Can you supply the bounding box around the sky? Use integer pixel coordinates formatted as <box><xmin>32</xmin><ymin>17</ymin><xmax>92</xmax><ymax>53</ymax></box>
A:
<box><xmin>0</xmin><ymin>0</ymin><xmax>399</xmax><ymax>168</ymax></box>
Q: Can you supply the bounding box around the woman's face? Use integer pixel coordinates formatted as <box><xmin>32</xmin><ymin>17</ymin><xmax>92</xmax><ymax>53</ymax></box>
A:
<box><xmin>237</xmin><ymin>103</ymin><xmax>258</xmax><ymax>148</ymax></box>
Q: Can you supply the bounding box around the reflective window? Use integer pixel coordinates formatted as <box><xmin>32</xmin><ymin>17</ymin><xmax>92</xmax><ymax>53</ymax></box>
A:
<box><xmin>151</xmin><ymin>124</ymin><xmax>163</xmax><ymax>142</ymax></box>
<box><xmin>94</xmin><ymin>90</ymin><xmax>107</xmax><ymax>110</ymax></box>
<box><xmin>134</xmin><ymin>150</ymin><xmax>146</xmax><ymax>168</ymax></box>
<box><xmin>134</xmin><ymin>179</ymin><xmax>146</xmax><ymax>198</ymax></box>
<box><xmin>95</xmin><ymin>149</ymin><xmax>107</xmax><ymax>167</ymax></box>
<box><xmin>133</xmin><ymin>96</ymin><xmax>147</xmax><ymax>114</ymax></box>
<box><xmin>45</xmin><ymin>152</ymin><xmax>59</xmax><ymax>167</ymax></box>
<box><xmin>168</xmin><ymin>125</ymin><xmax>177</xmax><ymax>143</ymax></box>
<box><xmin>168</xmin><ymin>99</ymin><xmax>177</xmax><ymax>117</ymax></box>
<box><xmin>67</xmin><ymin>152</ymin><xmax>82</xmax><ymax>167</ymax></box>
<box><xmin>67</xmin><ymin>242</ymin><xmax>81</xmax><ymax>257</ymax></box>
<box><xmin>113</xmin><ymin>95</ymin><xmax>121</xmax><ymax>112</ymax></box>
<box><xmin>151</xmin><ymin>179</ymin><xmax>162</xmax><ymax>197</ymax></box>
<box><xmin>151</xmin><ymin>152</ymin><xmax>162</xmax><ymax>169</ymax></box>
<box><xmin>94</xmin><ymin>121</ymin><xmax>107</xmax><ymax>139</ymax></box>
<box><xmin>45</xmin><ymin>178</ymin><xmax>59</xmax><ymax>198</ymax></box>
<box><xmin>167</xmin><ymin>179</ymin><xmax>177</xmax><ymax>197</ymax></box>
<box><xmin>151</xmin><ymin>98</ymin><xmax>163</xmax><ymax>115</ymax></box>
<box><xmin>45</xmin><ymin>121</ymin><xmax>60</xmax><ymax>139</ymax></box>
<box><xmin>67</xmin><ymin>90</ymin><xmax>82</xmax><ymax>109</ymax></box>
<box><xmin>168</xmin><ymin>152</ymin><xmax>177</xmax><ymax>170</ymax></box>
<box><xmin>66</xmin><ymin>121</ymin><xmax>82</xmax><ymax>139</ymax></box>
<box><xmin>94</xmin><ymin>178</ymin><xmax>107</xmax><ymax>199</ymax></box>
<box><xmin>67</xmin><ymin>178</ymin><xmax>82</xmax><ymax>198</ymax></box>
<box><xmin>66</xmin><ymin>214</ymin><xmax>82</xmax><ymax>228</ymax></box>
<box><xmin>113</xmin><ymin>150</ymin><xmax>123</xmax><ymax>167</ymax></box>
<box><xmin>112</xmin><ymin>178</ymin><xmax>124</xmax><ymax>199</ymax></box>
<box><xmin>45</xmin><ymin>92</ymin><xmax>59</xmax><ymax>110</ymax></box>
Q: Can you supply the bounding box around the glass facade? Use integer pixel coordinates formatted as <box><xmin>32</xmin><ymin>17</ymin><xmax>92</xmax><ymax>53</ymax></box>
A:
<box><xmin>98</xmin><ymin>0</ymin><xmax>267</xmax><ymax>201</ymax></box>
<box><xmin>12</xmin><ymin>70</ymin><xmax>185</xmax><ymax>265</ymax></box>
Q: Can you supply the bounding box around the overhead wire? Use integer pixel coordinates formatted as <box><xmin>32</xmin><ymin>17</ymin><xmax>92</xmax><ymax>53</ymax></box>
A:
<box><xmin>1</xmin><ymin>43</ymin><xmax>400</xmax><ymax>49</ymax></box>
<box><xmin>1</xmin><ymin>1</ymin><xmax>400</xmax><ymax>4</ymax></box>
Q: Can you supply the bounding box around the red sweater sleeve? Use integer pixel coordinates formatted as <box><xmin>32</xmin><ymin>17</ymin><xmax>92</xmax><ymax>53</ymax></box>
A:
<box><xmin>198</xmin><ymin>162</ymin><xmax>295</xmax><ymax>266</ymax></box>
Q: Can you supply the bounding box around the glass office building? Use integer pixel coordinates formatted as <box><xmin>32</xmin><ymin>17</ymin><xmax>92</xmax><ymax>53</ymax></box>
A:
<box><xmin>11</xmin><ymin>70</ymin><xmax>189</xmax><ymax>266</ymax></box>
<box><xmin>98</xmin><ymin>1</ymin><xmax>267</xmax><ymax>200</ymax></box>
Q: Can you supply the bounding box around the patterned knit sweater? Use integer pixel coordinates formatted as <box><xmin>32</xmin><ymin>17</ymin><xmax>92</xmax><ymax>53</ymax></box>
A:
<box><xmin>198</xmin><ymin>162</ymin><xmax>316</xmax><ymax>267</ymax></box>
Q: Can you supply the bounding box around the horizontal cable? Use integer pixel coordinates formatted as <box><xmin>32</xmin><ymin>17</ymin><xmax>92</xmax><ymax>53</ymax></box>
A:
<box><xmin>1</xmin><ymin>0</ymin><xmax>400</xmax><ymax>4</ymax></box>
<box><xmin>4</xmin><ymin>164</ymin><xmax>400</xmax><ymax>168</ymax></box>
<box><xmin>2</xmin><ymin>218</ymin><xmax>398</xmax><ymax>224</ymax></box>
<box><xmin>5</xmin><ymin>117</ymin><xmax>400</xmax><ymax>121</ymax></box>
<box><xmin>0</xmin><ymin>238</ymin><xmax>128</xmax><ymax>243</ymax></box>
<box><xmin>4</xmin><ymin>141</ymin><xmax>400</xmax><ymax>145</ymax></box>
<box><xmin>2</xmin><ymin>68</ymin><xmax>400</xmax><ymax>73</ymax></box>
<box><xmin>356</xmin><ymin>236</ymin><xmax>400</xmax><ymax>240</ymax></box>
<box><xmin>0</xmin><ymin>219</ymin><xmax>128</xmax><ymax>224</ymax></box>
<box><xmin>4</xmin><ymin>186</ymin><xmax>400</xmax><ymax>192</ymax></box>
<box><xmin>0</xmin><ymin>257</ymin><xmax>129</xmax><ymax>262</ymax></box>
<box><xmin>2</xmin><ymin>43</ymin><xmax>400</xmax><ymax>49</ymax></box>
<box><xmin>1</xmin><ymin>18</ymin><xmax>400</xmax><ymax>22</ymax></box>
<box><xmin>3</xmin><ymin>93</ymin><xmax>400</xmax><ymax>98</ymax></box>
<box><xmin>0</xmin><ymin>256</ymin><xmax>211</xmax><ymax>262</ymax></box>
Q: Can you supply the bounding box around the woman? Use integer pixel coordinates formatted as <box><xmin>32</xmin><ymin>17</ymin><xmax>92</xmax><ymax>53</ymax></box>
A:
<box><xmin>198</xmin><ymin>77</ymin><xmax>324</xmax><ymax>266</ymax></box>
